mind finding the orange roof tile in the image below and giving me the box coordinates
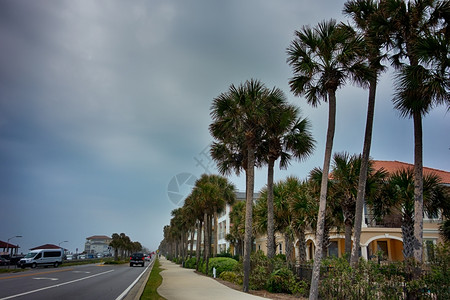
[373,160,450,184]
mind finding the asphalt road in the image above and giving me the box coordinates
[0,261,152,300]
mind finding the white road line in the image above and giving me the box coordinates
[0,269,114,300]
[115,262,152,300]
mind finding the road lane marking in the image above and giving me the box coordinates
[115,261,154,300]
[72,271,91,274]
[33,278,58,281]
[0,268,74,280]
[0,269,114,300]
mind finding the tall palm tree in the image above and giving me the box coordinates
[287,19,368,300]
[383,0,449,263]
[343,0,391,267]
[210,79,271,292]
[261,89,315,259]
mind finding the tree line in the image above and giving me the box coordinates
[109,233,142,260]
[162,1,449,298]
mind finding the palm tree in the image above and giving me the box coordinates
[287,19,368,300]
[210,79,271,292]
[287,179,318,263]
[184,190,206,269]
[383,0,449,263]
[110,233,122,261]
[226,201,246,257]
[189,174,236,273]
[330,153,388,257]
[211,175,236,256]
[372,168,449,259]
[261,89,315,259]
[343,0,391,267]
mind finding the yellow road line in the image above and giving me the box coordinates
[0,268,74,280]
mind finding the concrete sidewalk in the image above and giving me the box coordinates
[157,257,266,300]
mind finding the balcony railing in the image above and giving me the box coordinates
[365,214,403,228]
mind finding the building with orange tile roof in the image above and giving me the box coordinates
[254,160,449,263]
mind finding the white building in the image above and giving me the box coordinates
[84,235,112,255]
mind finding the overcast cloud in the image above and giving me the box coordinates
[1,0,448,253]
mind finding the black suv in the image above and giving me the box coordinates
[129,252,145,267]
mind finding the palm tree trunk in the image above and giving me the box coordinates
[413,111,424,263]
[196,219,202,271]
[206,213,211,274]
[344,219,353,257]
[190,226,195,258]
[402,215,415,259]
[284,232,293,267]
[351,78,376,267]
[267,158,276,259]
[203,212,208,262]
[243,144,256,293]
[309,91,336,300]
[296,229,307,263]
[214,208,218,257]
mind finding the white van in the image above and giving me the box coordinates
[19,249,63,268]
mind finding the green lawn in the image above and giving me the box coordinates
[140,259,166,300]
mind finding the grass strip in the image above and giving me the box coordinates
[140,259,166,300]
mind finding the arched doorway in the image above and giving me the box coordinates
[365,236,404,262]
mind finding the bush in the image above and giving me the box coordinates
[219,271,241,285]
[266,267,305,294]
[216,252,240,261]
[207,257,238,277]
[184,257,197,269]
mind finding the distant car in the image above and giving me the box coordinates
[78,254,86,260]
[66,255,73,260]
[129,253,145,267]
[145,255,150,261]
[97,253,103,258]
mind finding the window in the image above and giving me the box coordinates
[43,251,62,258]
[328,241,338,258]
[424,240,436,262]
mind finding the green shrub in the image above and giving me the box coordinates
[248,251,271,290]
[216,252,240,261]
[207,257,239,277]
[219,271,241,285]
[266,267,300,294]
[184,257,197,269]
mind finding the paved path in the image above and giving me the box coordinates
[158,257,266,300]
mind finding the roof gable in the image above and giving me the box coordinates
[30,244,61,250]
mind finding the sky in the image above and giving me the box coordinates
[0,0,448,254]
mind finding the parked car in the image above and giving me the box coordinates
[65,255,73,260]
